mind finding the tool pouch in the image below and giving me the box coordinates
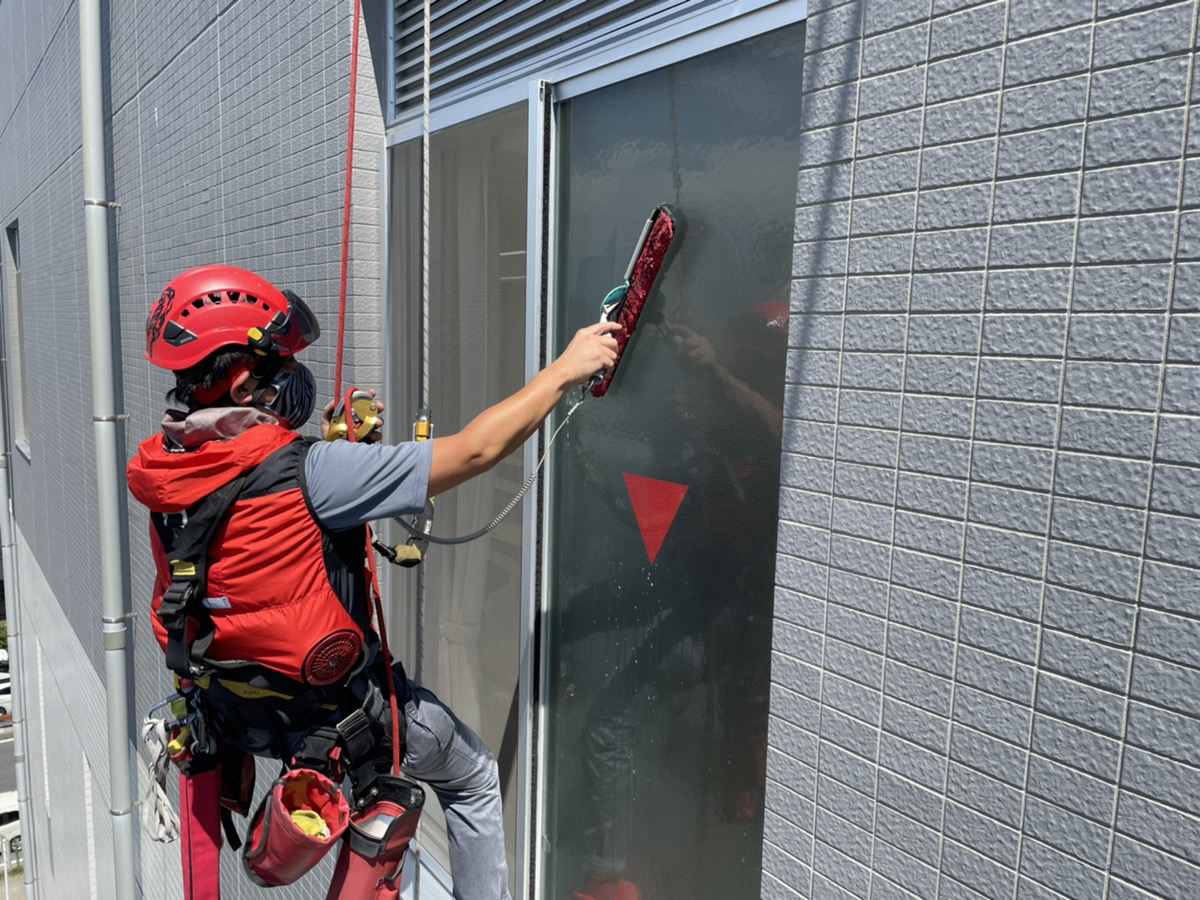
[324,775,426,900]
[242,768,350,887]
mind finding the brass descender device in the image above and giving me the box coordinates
[326,390,382,442]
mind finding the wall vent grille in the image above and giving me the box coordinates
[391,0,724,119]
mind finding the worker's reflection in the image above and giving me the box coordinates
[560,299,788,900]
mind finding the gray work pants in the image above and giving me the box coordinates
[401,681,513,900]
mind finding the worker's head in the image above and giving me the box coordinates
[145,264,320,428]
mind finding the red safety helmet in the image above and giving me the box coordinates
[145,264,320,371]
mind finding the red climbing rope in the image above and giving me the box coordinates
[335,0,404,777]
[368,546,404,775]
[333,0,362,401]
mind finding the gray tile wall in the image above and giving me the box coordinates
[768,2,1200,899]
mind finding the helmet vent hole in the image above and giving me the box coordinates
[208,292,222,304]
[180,309,189,317]
[191,298,205,310]
[228,291,241,303]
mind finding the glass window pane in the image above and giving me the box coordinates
[2,224,29,449]
[544,24,804,900]
[388,104,527,884]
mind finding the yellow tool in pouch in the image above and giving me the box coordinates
[326,389,381,442]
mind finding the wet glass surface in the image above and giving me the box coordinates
[544,23,805,900]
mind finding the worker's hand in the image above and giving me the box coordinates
[320,398,337,440]
[360,392,386,444]
[362,393,386,448]
[667,324,719,371]
[551,321,622,386]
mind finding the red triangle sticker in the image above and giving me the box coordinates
[624,473,688,564]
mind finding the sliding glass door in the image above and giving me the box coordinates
[543,23,805,900]
[387,17,805,900]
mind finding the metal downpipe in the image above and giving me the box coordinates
[0,368,36,898]
[80,0,137,897]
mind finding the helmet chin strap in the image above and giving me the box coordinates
[248,352,284,408]
[248,356,317,430]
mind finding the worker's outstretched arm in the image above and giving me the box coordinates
[428,321,621,496]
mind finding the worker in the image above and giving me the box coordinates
[128,264,620,899]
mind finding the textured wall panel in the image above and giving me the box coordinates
[770,1,1200,899]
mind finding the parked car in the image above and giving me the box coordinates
[0,792,15,827]
[0,825,20,871]
[0,791,18,871]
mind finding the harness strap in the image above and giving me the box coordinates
[221,808,242,851]
[291,671,406,809]
[339,708,382,803]
[155,472,251,677]
[179,768,223,900]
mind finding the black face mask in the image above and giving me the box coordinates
[261,362,316,429]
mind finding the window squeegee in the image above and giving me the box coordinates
[590,204,677,397]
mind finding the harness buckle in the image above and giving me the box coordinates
[293,726,341,775]
[157,579,200,627]
[336,708,376,762]
[336,707,386,808]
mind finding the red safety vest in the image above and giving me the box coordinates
[127,423,369,686]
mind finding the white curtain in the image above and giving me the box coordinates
[424,112,526,752]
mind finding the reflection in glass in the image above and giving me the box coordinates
[389,105,527,884]
[545,24,804,900]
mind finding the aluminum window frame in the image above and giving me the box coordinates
[380,4,807,895]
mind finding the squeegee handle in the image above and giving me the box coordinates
[587,283,630,390]
[625,214,656,282]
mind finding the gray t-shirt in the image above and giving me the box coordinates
[303,438,433,531]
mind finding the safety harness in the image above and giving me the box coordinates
[143,442,423,899]
[153,473,249,680]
